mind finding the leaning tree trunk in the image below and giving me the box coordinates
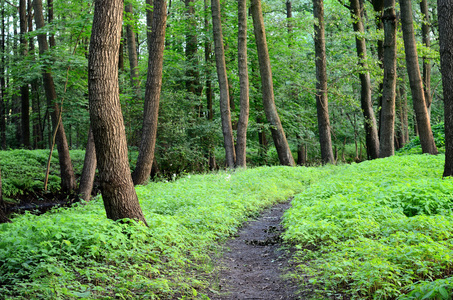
[349,0,380,159]
[78,128,96,201]
[420,0,432,114]
[312,0,334,164]
[89,0,147,225]
[251,0,295,166]
[379,0,397,158]
[400,0,437,154]
[212,0,236,168]
[132,0,167,185]
[438,0,453,176]
[33,0,77,193]
[235,0,250,168]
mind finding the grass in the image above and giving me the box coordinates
[283,154,453,299]
[0,165,333,299]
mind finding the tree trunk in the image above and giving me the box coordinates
[438,0,453,176]
[20,0,30,149]
[125,2,140,96]
[47,0,55,48]
[79,128,97,201]
[89,0,147,225]
[379,0,397,158]
[312,0,334,164]
[251,0,295,166]
[349,0,380,159]
[235,0,250,168]
[185,0,201,98]
[400,0,437,154]
[0,4,6,150]
[420,0,432,114]
[132,0,167,185]
[33,0,77,193]
[211,0,236,168]
[0,167,10,224]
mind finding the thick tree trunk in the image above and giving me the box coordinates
[396,79,409,148]
[20,0,30,148]
[33,0,77,193]
[211,0,236,168]
[400,0,437,154]
[132,0,167,185]
[420,0,432,114]
[125,2,140,96]
[79,128,97,201]
[89,0,147,225]
[312,0,334,164]
[379,0,397,158]
[438,0,453,176]
[251,0,295,166]
[349,0,380,159]
[235,0,250,168]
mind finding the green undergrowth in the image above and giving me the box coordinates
[0,149,86,198]
[397,123,445,155]
[0,166,332,299]
[283,154,453,299]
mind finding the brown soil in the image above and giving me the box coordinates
[207,200,304,300]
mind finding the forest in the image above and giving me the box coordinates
[1,0,453,298]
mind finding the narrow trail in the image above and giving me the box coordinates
[207,200,301,300]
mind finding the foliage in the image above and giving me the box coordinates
[283,154,453,299]
[0,150,86,198]
[397,123,446,155]
[0,166,332,299]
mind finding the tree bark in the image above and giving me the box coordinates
[132,0,167,185]
[79,128,97,201]
[400,0,437,154]
[33,0,77,193]
[125,2,140,96]
[312,0,334,164]
[379,0,397,157]
[0,167,10,224]
[349,0,380,159]
[89,0,147,225]
[47,0,55,48]
[0,4,6,150]
[251,0,295,166]
[235,0,250,168]
[438,0,453,176]
[20,0,30,149]
[420,0,432,114]
[211,0,236,168]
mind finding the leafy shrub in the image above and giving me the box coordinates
[397,123,445,155]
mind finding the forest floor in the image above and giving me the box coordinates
[206,199,312,300]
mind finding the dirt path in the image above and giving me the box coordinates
[207,200,301,300]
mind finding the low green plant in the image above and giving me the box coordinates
[0,166,332,299]
[283,154,453,299]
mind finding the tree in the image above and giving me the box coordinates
[211,0,236,168]
[88,0,147,224]
[347,0,380,159]
[19,0,30,148]
[132,0,167,185]
[78,128,96,201]
[438,0,453,176]
[420,0,432,114]
[399,0,437,155]
[124,2,140,98]
[312,0,334,164]
[379,0,397,157]
[251,0,295,166]
[33,0,77,193]
[235,0,250,168]
[0,166,10,223]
